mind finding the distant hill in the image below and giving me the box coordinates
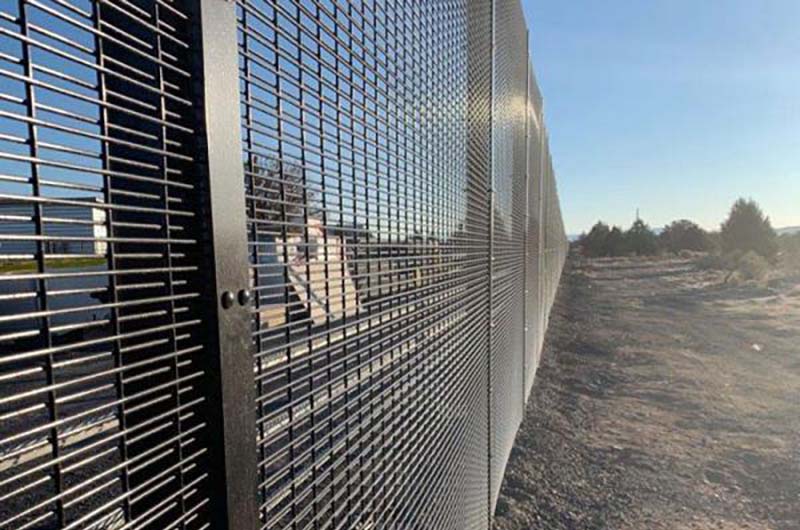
[777,226,800,236]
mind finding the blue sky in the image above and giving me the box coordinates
[522,0,800,234]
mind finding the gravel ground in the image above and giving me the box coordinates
[493,255,800,530]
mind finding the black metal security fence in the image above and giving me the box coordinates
[0,0,567,528]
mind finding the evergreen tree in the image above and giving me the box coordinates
[625,219,659,256]
[606,226,626,256]
[580,222,610,257]
[720,199,778,260]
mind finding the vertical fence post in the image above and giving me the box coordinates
[189,1,258,528]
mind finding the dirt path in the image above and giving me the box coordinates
[493,256,800,530]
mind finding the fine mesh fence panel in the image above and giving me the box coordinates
[489,0,528,508]
[464,0,494,526]
[542,149,555,317]
[0,0,570,528]
[541,146,567,322]
[0,1,212,529]
[524,62,543,402]
[238,1,492,528]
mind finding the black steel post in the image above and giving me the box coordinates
[189,1,258,529]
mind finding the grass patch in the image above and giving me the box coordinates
[0,257,106,274]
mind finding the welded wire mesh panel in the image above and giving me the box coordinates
[541,147,564,321]
[462,0,493,526]
[0,0,571,528]
[0,1,212,528]
[524,63,543,402]
[542,150,553,317]
[551,159,563,307]
[238,0,492,528]
[489,0,528,508]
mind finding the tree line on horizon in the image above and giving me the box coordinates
[577,198,797,266]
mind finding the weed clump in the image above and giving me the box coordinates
[735,251,770,281]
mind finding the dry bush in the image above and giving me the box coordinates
[736,251,770,281]
[695,250,772,285]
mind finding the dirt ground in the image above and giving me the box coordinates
[493,255,800,530]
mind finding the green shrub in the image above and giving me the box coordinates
[579,221,629,258]
[660,220,713,253]
[696,253,727,271]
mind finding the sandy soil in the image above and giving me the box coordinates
[493,255,800,530]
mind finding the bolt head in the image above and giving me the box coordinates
[238,289,252,306]
[220,291,235,309]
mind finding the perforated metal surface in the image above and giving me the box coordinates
[0,1,212,528]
